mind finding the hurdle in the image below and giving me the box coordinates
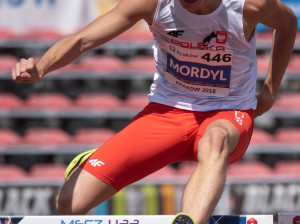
[0,215,273,224]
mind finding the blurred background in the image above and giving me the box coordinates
[0,0,300,217]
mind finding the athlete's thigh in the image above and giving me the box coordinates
[194,110,254,164]
[81,103,190,191]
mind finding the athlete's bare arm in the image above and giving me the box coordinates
[11,0,157,84]
[244,0,298,117]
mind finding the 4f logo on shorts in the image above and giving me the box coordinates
[89,159,105,167]
[235,111,244,126]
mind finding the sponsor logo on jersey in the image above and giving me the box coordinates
[170,38,226,51]
[167,30,184,37]
[203,32,217,46]
[216,31,228,44]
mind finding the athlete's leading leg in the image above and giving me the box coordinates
[56,167,117,215]
[180,119,240,224]
[56,103,194,215]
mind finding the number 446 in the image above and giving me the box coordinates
[201,53,232,63]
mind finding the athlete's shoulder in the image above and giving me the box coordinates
[244,0,278,21]
[244,0,276,10]
[244,0,296,25]
[116,0,158,24]
[117,0,158,10]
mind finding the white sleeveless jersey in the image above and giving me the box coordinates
[148,0,258,111]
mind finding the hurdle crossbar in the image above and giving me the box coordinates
[0,215,273,224]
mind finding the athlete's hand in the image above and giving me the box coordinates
[254,86,276,118]
[11,58,42,84]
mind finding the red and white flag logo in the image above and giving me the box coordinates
[293,216,300,224]
[247,218,257,224]
[216,31,227,44]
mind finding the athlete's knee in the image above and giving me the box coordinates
[56,168,117,215]
[56,190,72,215]
[198,126,231,161]
[209,126,230,149]
[56,190,74,215]
[56,174,90,215]
[56,190,89,215]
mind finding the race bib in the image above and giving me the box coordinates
[165,43,233,97]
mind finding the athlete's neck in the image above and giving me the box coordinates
[179,0,222,15]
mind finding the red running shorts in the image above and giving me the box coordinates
[81,102,254,191]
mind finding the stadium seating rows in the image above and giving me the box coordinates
[0,29,154,43]
[0,127,116,145]
[1,92,300,111]
[2,54,300,75]
[0,127,299,156]
[1,159,300,182]
[1,29,300,43]
[0,55,157,74]
[0,92,149,110]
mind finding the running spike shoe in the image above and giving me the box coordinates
[172,213,195,224]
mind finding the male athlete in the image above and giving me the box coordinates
[12,0,297,223]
